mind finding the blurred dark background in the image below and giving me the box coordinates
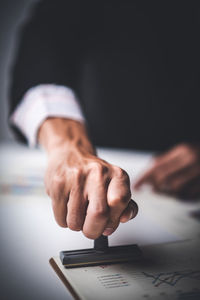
[0,0,38,142]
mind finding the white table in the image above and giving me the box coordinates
[0,142,199,300]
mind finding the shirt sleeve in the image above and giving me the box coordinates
[10,84,85,147]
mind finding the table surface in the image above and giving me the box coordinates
[0,142,199,300]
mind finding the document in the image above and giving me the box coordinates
[50,239,200,300]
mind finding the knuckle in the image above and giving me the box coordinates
[52,174,65,189]
[71,168,87,188]
[69,168,84,184]
[88,206,109,219]
[72,167,83,179]
[109,196,127,207]
[108,187,131,207]
[113,167,129,181]
[90,162,108,175]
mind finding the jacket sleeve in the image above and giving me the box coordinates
[9,0,83,143]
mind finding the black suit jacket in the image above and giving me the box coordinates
[9,0,200,150]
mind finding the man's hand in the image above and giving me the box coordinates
[134,144,200,199]
[45,147,137,238]
[39,118,138,239]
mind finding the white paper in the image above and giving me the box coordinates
[53,239,200,300]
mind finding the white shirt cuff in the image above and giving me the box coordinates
[10,84,85,147]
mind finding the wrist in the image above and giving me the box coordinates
[38,117,95,156]
[48,140,95,158]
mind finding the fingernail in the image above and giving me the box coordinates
[103,228,114,236]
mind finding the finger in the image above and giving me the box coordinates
[167,165,200,195]
[120,199,138,223]
[49,178,69,227]
[67,173,87,231]
[104,168,131,235]
[134,149,197,190]
[134,145,189,189]
[134,168,156,189]
[82,164,109,239]
[134,156,176,189]
[175,176,200,200]
[152,145,183,165]
[135,146,183,188]
[134,161,173,190]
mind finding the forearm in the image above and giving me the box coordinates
[38,117,95,156]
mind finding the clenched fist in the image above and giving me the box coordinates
[39,118,138,239]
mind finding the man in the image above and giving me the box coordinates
[9,0,200,239]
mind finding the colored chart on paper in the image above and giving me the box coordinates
[0,173,45,196]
